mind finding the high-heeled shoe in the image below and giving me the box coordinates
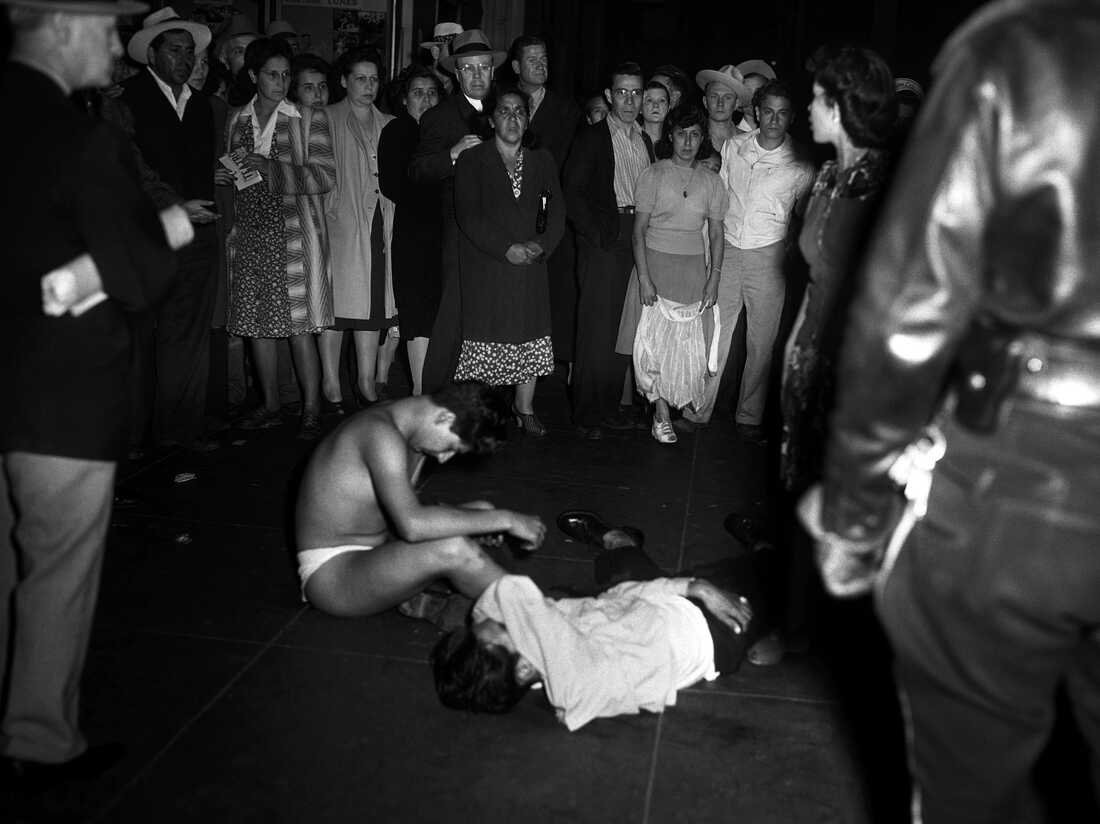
[513,407,546,437]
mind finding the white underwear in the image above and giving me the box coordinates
[297,544,374,600]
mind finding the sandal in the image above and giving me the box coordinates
[513,407,547,437]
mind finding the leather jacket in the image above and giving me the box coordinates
[821,0,1100,538]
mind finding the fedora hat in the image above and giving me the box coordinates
[0,0,147,15]
[438,29,506,73]
[267,19,297,38]
[221,12,258,39]
[735,58,776,80]
[127,6,212,64]
[419,21,463,51]
[695,64,750,104]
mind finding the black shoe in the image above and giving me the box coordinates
[0,743,126,793]
[736,422,769,444]
[321,398,346,417]
[723,513,775,552]
[556,510,645,550]
[601,407,637,430]
[577,425,603,440]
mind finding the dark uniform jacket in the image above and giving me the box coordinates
[562,120,619,250]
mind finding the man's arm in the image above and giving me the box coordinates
[362,415,545,547]
[562,126,602,244]
[409,104,470,183]
[821,43,994,541]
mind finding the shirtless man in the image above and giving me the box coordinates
[294,382,547,616]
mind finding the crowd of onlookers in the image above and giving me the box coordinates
[87,10,925,456]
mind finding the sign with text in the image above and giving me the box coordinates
[283,0,382,10]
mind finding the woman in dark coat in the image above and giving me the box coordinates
[378,66,443,395]
[452,88,565,436]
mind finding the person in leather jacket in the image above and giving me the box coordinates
[809,1,1100,821]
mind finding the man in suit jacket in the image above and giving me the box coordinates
[509,34,582,365]
[564,61,651,438]
[410,29,504,394]
[119,7,219,452]
[0,0,184,785]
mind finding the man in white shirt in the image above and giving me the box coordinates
[431,540,759,731]
[684,79,813,438]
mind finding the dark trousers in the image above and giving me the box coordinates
[571,215,635,426]
[878,401,1100,823]
[0,453,114,763]
[422,218,461,394]
[593,544,774,674]
[548,227,578,363]
[133,242,218,446]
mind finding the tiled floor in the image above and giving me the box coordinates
[1,369,931,823]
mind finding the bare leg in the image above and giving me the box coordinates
[303,536,505,617]
[376,329,399,389]
[352,330,381,402]
[654,398,670,423]
[289,333,321,415]
[249,337,280,412]
[407,336,429,396]
[318,330,343,404]
[514,379,536,414]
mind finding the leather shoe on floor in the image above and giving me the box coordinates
[557,510,644,550]
[577,425,603,440]
[723,513,775,552]
[0,742,126,792]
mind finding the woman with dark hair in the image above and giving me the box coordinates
[452,88,565,436]
[638,79,670,161]
[222,38,336,439]
[755,45,896,662]
[378,65,443,395]
[289,54,331,109]
[321,47,397,410]
[614,104,727,444]
[782,45,896,492]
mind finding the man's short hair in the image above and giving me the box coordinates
[509,34,547,64]
[752,78,794,112]
[429,381,510,455]
[431,626,531,713]
[609,61,644,86]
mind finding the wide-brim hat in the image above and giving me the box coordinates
[894,77,925,100]
[438,29,506,73]
[735,58,776,81]
[419,21,463,51]
[0,0,147,15]
[220,13,258,39]
[267,19,297,38]
[695,64,750,104]
[128,6,212,64]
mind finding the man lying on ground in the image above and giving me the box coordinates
[430,531,760,731]
[294,381,547,615]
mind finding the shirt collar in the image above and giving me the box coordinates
[243,96,301,120]
[147,66,191,111]
[464,93,484,112]
[750,129,788,155]
[606,113,639,139]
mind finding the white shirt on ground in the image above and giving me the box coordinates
[473,575,718,732]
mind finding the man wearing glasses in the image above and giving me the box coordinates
[411,29,506,393]
[565,62,651,439]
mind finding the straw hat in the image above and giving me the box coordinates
[694,64,750,104]
[419,21,463,51]
[735,58,776,80]
[127,7,212,64]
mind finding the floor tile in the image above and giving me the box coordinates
[103,648,657,824]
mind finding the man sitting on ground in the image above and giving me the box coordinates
[430,531,759,731]
[295,381,547,616]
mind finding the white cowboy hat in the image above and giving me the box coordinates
[419,21,463,51]
[694,64,750,104]
[438,29,506,73]
[735,58,777,80]
[127,7,212,64]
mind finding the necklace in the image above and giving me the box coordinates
[673,163,696,198]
